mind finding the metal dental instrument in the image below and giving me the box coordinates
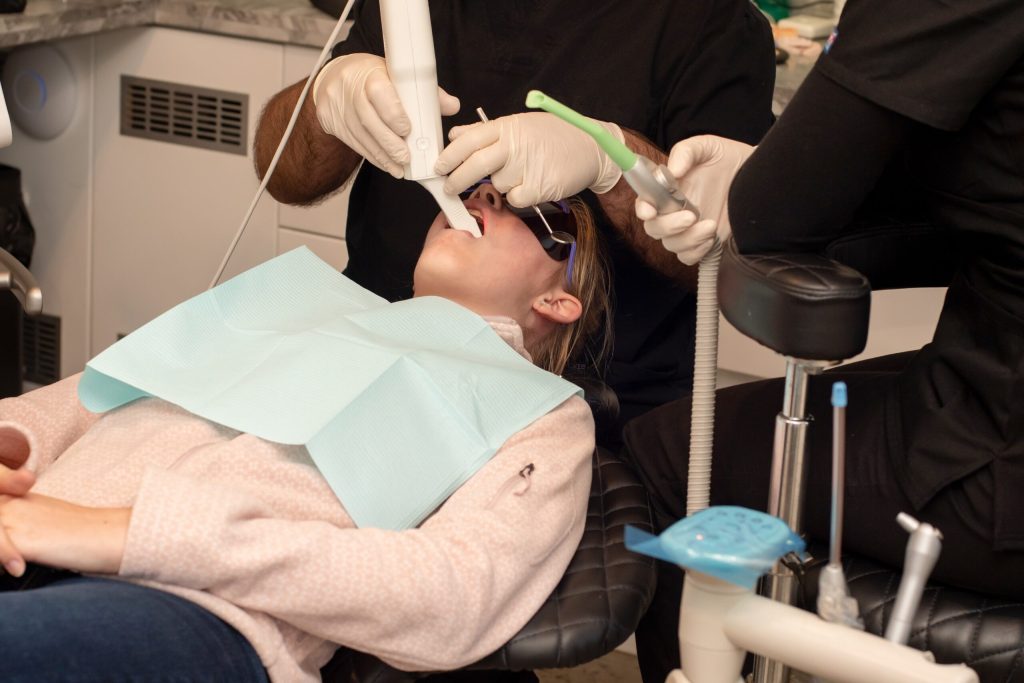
[474,107,576,250]
[885,513,943,645]
[381,0,479,237]
[816,381,863,629]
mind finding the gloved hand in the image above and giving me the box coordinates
[637,135,754,265]
[434,112,625,207]
[312,53,461,179]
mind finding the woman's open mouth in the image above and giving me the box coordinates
[446,208,485,234]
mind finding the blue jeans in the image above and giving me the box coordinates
[0,570,268,682]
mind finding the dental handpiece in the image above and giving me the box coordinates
[885,513,943,645]
[525,90,721,516]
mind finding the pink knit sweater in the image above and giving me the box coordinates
[0,319,595,682]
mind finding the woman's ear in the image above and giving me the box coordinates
[532,289,582,325]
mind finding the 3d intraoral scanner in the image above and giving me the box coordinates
[380,0,479,237]
[211,0,476,287]
[0,82,12,149]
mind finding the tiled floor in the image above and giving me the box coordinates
[537,651,643,683]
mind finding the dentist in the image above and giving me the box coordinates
[254,0,776,440]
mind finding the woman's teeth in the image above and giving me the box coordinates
[445,209,484,233]
[468,209,485,233]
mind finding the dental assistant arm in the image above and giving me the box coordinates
[597,129,700,289]
[729,68,912,255]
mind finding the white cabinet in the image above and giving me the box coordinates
[1,29,353,377]
[90,27,282,352]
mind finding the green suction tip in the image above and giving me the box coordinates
[525,90,637,171]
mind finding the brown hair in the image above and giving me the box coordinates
[530,198,612,376]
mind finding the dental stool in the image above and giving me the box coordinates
[320,377,658,682]
[718,238,1024,682]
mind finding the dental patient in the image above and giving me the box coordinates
[0,183,609,682]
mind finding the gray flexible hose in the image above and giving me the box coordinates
[686,242,722,516]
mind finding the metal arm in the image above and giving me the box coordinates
[0,248,42,315]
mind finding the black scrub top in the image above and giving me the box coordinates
[329,0,776,417]
[754,0,1024,548]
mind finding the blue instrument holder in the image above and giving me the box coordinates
[625,506,805,589]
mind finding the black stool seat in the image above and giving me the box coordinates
[718,239,871,360]
[329,448,657,682]
[800,549,1024,682]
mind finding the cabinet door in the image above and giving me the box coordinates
[91,27,281,353]
[276,44,352,268]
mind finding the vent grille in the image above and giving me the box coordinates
[120,75,248,155]
[22,312,60,386]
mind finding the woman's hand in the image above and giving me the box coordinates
[0,493,130,577]
[0,424,35,496]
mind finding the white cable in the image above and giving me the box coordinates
[686,242,722,516]
[209,0,358,290]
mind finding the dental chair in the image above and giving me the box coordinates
[320,376,659,682]
[716,236,1024,682]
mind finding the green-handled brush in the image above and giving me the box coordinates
[525,90,699,217]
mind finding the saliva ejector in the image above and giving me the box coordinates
[525,89,721,514]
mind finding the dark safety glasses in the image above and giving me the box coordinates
[459,181,578,259]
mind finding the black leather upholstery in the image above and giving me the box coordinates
[799,549,1024,682]
[718,238,871,360]
[565,374,620,445]
[326,448,657,682]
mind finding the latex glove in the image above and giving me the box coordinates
[435,112,624,207]
[636,135,754,265]
[313,53,461,179]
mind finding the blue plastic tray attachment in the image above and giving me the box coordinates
[625,506,805,589]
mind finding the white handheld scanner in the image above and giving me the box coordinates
[380,0,479,236]
[0,82,12,149]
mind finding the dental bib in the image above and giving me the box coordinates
[79,247,581,530]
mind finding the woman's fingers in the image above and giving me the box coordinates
[0,465,34,497]
[0,496,25,577]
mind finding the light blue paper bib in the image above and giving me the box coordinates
[79,248,581,530]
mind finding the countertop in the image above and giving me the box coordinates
[0,0,341,49]
[1,0,814,106]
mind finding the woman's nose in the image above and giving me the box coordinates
[469,183,503,210]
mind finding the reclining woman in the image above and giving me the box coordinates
[0,182,610,682]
